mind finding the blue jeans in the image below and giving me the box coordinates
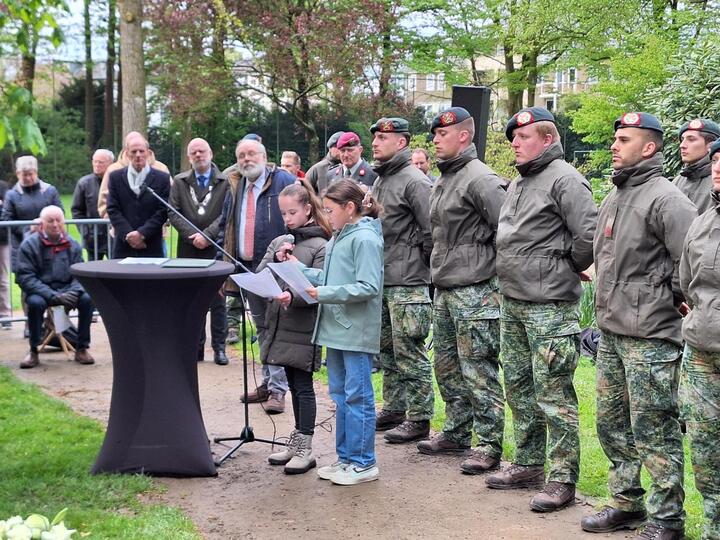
[326,348,376,468]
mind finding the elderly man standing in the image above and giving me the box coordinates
[487,107,597,513]
[368,117,434,444]
[327,132,377,188]
[218,137,296,413]
[72,149,114,260]
[106,134,170,258]
[307,131,344,194]
[16,206,94,369]
[170,138,229,365]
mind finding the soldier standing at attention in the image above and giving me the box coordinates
[369,117,434,444]
[672,118,719,214]
[487,107,597,513]
[581,112,696,539]
[415,107,508,476]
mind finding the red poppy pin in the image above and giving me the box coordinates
[359,169,366,176]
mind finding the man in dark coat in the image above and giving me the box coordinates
[72,149,114,260]
[307,131,344,194]
[170,137,229,365]
[106,134,170,258]
[326,132,378,189]
[16,205,94,369]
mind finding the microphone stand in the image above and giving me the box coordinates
[144,184,285,466]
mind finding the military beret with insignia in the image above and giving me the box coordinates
[504,107,556,141]
[430,107,471,134]
[709,139,720,160]
[613,112,663,134]
[678,118,720,139]
[336,132,362,149]
[370,117,410,134]
[327,131,346,149]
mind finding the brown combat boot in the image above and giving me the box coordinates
[241,383,269,403]
[20,350,39,369]
[530,481,576,512]
[265,392,285,414]
[74,348,95,365]
[417,433,470,455]
[375,409,405,431]
[384,420,430,444]
[485,463,545,489]
[460,449,500,474]
[638,523,685,540]
[581,506,647,533]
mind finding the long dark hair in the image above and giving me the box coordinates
[279,181,333,238]
[324,179,382,219]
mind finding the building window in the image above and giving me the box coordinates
[545,99,555,111]
[408,74,417,92]
[426,74,436,91]
[569,68,576,84]
[437,72,445,91]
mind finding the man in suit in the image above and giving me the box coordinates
[327,132,378,188]
[106,133,171,258]
[170,138,229,365]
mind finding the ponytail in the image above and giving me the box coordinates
[279,181,333,238]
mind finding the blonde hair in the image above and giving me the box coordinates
[534,121,560,143]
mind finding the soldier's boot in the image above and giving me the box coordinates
[638,523,684,540]
[384,420,430,444]
[581,506,647,533]
[530,481,576,512]
[268,430,299,466]
[485,463,545,490]
[460,450,500,475]
[417,433,470,455]
[375,409,405,431]
[284,433,316,475]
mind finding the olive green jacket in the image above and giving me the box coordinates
[672,154,713,214]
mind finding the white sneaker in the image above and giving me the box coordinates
[317,461,347,480]
[330,464,380,485]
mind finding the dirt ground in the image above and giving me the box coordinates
[0,319,635,540]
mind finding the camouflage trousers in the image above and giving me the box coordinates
[380,285,434,421]
[501,297,580,484]
[596,330,685,530]
[680,344,720,540]
[433,279,504,456]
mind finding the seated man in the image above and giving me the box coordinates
[16,205,94,369]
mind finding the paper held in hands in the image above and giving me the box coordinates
[268,262,318,304]
[230,268,283,299]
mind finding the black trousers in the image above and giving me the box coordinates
[284,366,317,435]
[199,291,227,352]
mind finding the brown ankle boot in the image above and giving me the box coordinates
[417,433,469,455]
[20,350,39,369]
[384,420,430,443]
[530,481,576,512]
[375,409,405,431]
[74,348,95,365]
[265,392,285,414]
[485,463,545,489]
[241,383,269,403]
[460,450,500,474]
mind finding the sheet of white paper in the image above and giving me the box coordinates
[267,262,318,304]
[52,306,72,334]
[118,257,169,265]
[230,268,283,299]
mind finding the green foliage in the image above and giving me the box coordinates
[0,85,47,156]
[0,367,200,538]
[579,281,596,329]
[484,130,516,181]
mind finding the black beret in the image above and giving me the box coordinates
[709,139,720,160]
[505,107,556,141]
[327,131,345,149]
[678,118,720,139]
[614,112,663,134]
[430,107,471,134]
[370,117,410,134]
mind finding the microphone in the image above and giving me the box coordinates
[142,184,251,273]
[284,234,295,246]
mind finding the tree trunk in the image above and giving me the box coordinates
[179,115,192,171]
[118,0,147,136]
[102,0,117,148]
[115,58,123,140]
[18,53,36,96]
[84,0,94,149]
[523,52,539,108]
[376,3,394,116]
[503,43,523,114]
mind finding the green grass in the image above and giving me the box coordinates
[0,367,200,539]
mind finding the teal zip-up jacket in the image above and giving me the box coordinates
[299,217,384,354]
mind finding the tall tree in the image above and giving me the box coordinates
[118,0,147,135]
[101,0,118,148]
[84,0,95,148]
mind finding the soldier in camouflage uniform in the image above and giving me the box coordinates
[581,113,697,540]
[678,139,720,540]
[369,117,434,443]
[672,119,719,214]
[488,107,597,514]
[415,107,508,476]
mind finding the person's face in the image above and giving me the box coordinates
[236,141,266,180]
[92,152,113,176]
[40,211,66,239]
[371,132,405,162]
[279,194,311,230]
[329,146,341,160]
[712,152,720,192]
[127,138,148,171]
[679,131,710,165]
[280,157,300,176]
[16,169,38,186]
[323,197,357,230]
[610,128,649,170]
[433,126,464,160]
[412,152,430,174]
[510,125,551,165]
[339,145,362,168]
[188,140,213,172]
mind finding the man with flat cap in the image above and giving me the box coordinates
[673,118,719,214]
[486,107,597,513]
[415,107,508,476]
[369,117,434,444]
[307,131,344,194]
[580,112,696,539]
[328,132,377,188]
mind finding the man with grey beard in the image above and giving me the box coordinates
[218,137,296,414]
